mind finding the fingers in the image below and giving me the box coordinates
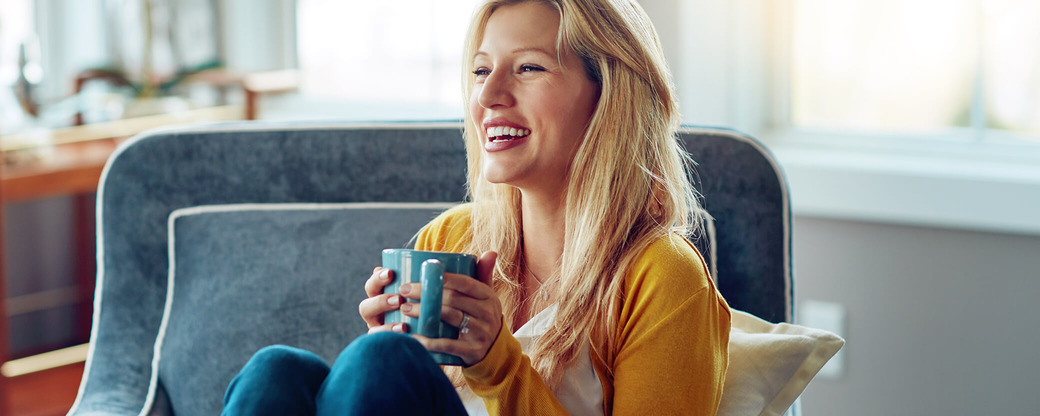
[364,267,393,298]
[392,301,466,326]
[411,325,498,367]
[396,282,423,301]
[442,272,493,301]
[476,251,498,286]
[367,322,408,335]
[407,303,500,366]
[443,305,468,329]
[358,292,403,328]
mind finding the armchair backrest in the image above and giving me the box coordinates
[69,122,791,415]
[679,126,792,324]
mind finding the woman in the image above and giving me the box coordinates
[224,0,729,414]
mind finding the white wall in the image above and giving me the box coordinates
[794,216,1040,415]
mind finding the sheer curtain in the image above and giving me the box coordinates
[294,0,481,119]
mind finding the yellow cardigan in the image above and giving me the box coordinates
[415,204,730,415]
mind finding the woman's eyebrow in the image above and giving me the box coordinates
[473,46,555,60]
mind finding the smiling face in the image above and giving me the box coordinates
[469,1,600,197]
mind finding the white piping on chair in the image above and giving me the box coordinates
[679,126,794,322]
[133,120,466,136]
[167,201,460,218]
[142,202,459,416]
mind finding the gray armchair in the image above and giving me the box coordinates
[68,122,791,415]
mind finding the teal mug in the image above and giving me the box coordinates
[381,248,477,366]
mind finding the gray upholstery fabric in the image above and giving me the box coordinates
[160,204,451,415]
[679,127,792,324]
[69,121,791,415]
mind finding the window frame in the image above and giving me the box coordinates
[723,0,1040,236]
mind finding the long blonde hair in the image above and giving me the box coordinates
[459,0,701,388]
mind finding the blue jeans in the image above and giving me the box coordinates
[222,332,468,416]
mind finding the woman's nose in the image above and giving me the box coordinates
[477,70,515,109]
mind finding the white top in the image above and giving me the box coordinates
[457,304,604,415]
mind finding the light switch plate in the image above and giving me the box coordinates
[798,299,847,379]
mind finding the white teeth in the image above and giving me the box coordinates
[485,126,531,140]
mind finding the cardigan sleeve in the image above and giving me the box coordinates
[414,204,569,415]
[597,234,731,415]
[414,204,474,253]
[461,320,569,415]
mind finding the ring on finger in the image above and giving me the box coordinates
[459,311,471,334]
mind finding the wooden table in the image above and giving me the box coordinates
[0,105,244,413]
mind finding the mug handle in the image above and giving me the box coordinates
[418,259,445,337]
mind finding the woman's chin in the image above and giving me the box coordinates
[482,169,513,186]
[483,167,534,190]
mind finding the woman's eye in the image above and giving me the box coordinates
[519,64,544,73]
[473,68,491,77]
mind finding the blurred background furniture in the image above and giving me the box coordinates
[0,71,295,415]
[67,122,791,415]
[71,68,299,126]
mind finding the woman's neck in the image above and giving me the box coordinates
[520,190,566,283]
[515,189,566,327]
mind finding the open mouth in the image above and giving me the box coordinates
[486,126,531,142]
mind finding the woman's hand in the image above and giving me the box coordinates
[407,251,501,366]
[358,267,406,332]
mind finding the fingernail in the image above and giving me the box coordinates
[401,303,412,313]
[387,295,400,306]
[399,284,411,295]
[393,323,406,333]
[380,269,390,281]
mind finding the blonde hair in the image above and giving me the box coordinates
[458,0,701,388]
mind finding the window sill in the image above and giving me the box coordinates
[761,129,1040,237]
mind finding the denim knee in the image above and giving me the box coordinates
[337,332,429,365]
[238,345,331,382]
[222,345,331,416]
[316,333,466,416]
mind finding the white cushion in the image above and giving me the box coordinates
[718,310,845,416]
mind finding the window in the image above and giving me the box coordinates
[788,0,1040,140]
[748,0,1040,235]
[0,0,39,134]
[295,0,482,116]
